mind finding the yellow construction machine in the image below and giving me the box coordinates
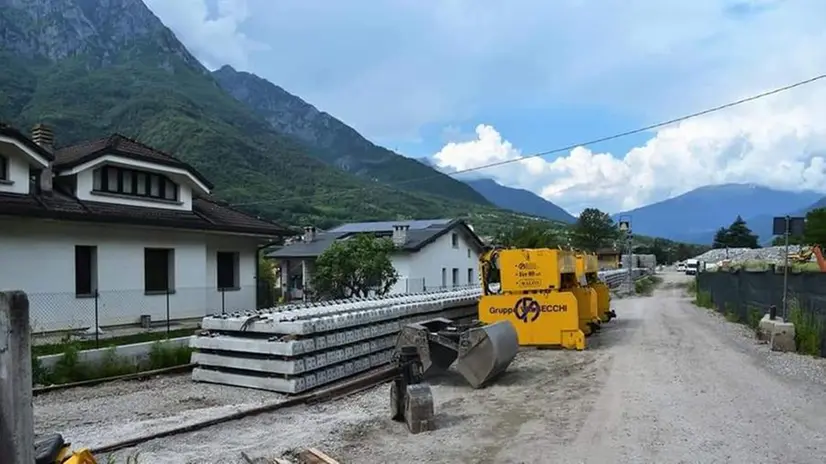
[575,251,616,323]
[573,252,602,331]
[35,434,97,463]
[478,247,590,350]
[788,244,826,271]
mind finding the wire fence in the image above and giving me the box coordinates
[28,282,279,347]
[696,270,826,356]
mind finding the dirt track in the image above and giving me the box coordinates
[42,272,826,463]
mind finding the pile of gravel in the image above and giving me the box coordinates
[693,246,810,265]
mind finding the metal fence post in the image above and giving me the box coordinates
[221,288,226,315]
[94,290,100,348]
[0,291,35,464]
[782,215,790,320]
[165,288,171,336]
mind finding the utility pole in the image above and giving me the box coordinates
[618,216,632,294]
[772,215,805,320]
[782,215,790,320]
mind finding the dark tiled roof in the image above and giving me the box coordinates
[0,188,294,237]
[268,218,484,258]
[0,127,291,236]
[596,248,621,255]
[53,134,214,189]
[0,123,54,161]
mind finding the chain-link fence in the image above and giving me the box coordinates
[697,270,826,356]
[28,282,277,347]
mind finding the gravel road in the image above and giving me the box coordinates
[38,272,826,463]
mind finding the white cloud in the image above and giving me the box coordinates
[143,0,266,70]
[145,0,826,212]
[144,0,826,142]
[433,82,826,215]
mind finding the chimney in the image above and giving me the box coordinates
[392,224,409,246]
[302,226,316,243]
[31,123,54,194]
[32,123,54,152]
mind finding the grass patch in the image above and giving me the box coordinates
[32,340,193,386]
[788,298,823,356]
[745,305,763,330]
[694,290,713,309]
[713,260,822,273]
[723,302,740,323]
[634,275,662,296]
[32,327,197,357]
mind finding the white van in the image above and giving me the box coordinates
[676,262,686,272]
[684,259,699,275]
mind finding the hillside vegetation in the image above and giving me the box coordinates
[0,0,540,234]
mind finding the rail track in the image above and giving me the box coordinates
[32,363,197,396]
[90,365,398,455]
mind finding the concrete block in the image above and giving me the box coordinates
[758,314,783,342]
[191,287,480,394]
[771,321,796,353]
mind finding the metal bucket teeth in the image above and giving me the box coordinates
[455,320,519,388]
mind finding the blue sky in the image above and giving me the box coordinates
[146,0,826,214]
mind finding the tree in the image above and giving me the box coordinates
[712,227,730,249]
[803,208,826,248]
[311,234,399,299]
[712,216,759,249]
[495,221,562,248]
[770,234,805,246]
[725,215,759,248]
[674,243,694,261]
[571,208,619,252]
[258,256,280,307]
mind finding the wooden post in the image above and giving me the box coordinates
[0,291,34,464]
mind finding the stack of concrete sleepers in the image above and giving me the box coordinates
[190,287,481,394]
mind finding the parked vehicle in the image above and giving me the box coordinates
[684,259,699,275]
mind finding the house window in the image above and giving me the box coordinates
[467,248,471,259]
[451,233,459,248]
[93,166,179,201]
[467,268,474,285]
[74,246,97,297]
[144,248,174,293]
[0,155,7,181]
[452,268,459,287]
[216,251,240,290]
[441,268,447,288]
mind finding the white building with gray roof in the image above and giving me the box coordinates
[267,218,486,300]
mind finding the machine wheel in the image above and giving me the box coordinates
[390,382,405,421]
[588,322,600,334]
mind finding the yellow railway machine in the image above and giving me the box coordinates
[574,252,602,332]
[478,247,591,350]
[584,252,616,322]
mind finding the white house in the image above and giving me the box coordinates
[267,219,486,300]
[0,123,292,335]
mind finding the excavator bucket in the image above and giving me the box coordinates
[395,318,519,389]
[455,321,519,388]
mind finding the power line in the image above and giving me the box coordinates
[232,72,826,207]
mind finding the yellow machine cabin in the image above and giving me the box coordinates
[576,252,616,323]
[478,248,587,350]
[574,252,601,331]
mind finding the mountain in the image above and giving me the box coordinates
[464,178,576,223]
[614,183,822,244]
[0,0,535,234]
[211,65,488,205]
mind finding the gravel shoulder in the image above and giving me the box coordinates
[40,272,826,463]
